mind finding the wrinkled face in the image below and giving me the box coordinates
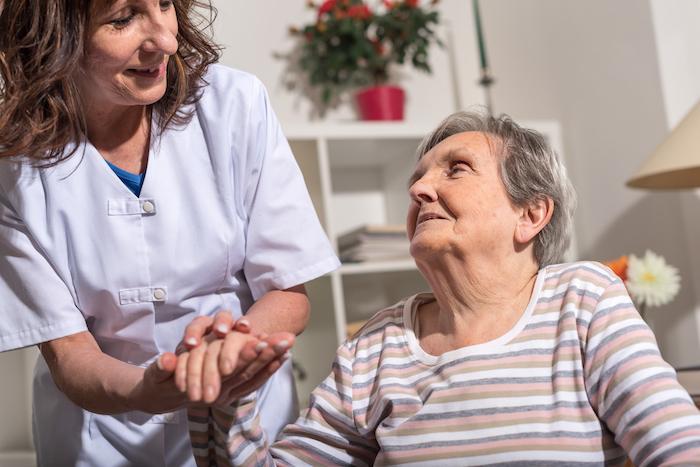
[77,0,179,112]
[406,131,520,262]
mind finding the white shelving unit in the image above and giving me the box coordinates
[284,122,432,402]
[284,120,573,403]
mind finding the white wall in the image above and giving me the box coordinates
[650,0,700,361]
[481,0,700,366]
[211,0,484,124]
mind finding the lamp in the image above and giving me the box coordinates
[627,100,700,189]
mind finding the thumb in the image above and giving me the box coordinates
[144,353,177,384]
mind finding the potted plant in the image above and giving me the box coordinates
[291,0,441,120]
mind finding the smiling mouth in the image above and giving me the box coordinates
[417,213,447,225]
[125,63,165,78]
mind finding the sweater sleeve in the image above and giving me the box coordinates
[189,343,379,466]
[583,277,700,465]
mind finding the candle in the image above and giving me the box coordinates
[472,0,488,71]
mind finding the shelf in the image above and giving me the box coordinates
[327,138,421,169]
[342,269,428,322]
[284,121,434,140]
[339,259,417,275]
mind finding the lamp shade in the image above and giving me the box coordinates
[627,101,700,189]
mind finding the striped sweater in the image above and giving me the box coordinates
[189,261,700,466]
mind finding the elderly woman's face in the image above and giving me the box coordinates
[406,131,520,261]
[77,0,178,112]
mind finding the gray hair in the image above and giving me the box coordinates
[416,110,577,267]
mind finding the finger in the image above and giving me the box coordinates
[145,353,177,384]
[202,339,223,404]
[187,341,209,401]
[222,338,267,380]
[236,341,282,384]
[159,352,178,373]
[219,332,254,376]
[231,333,293,382]
[223,355,289,403]
[182,315,214,349]
[239,338,264,368]
[264,332,296,356]
[212,311,234,338]
[175,352,190,393]
[233,318,251,334]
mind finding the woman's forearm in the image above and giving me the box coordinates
[40,332,143,414]
[243,284,310,336]
[40,331,184,415]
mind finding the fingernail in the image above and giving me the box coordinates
[216,324,229,334]
[185,337,197,346]
[221,360,232,375]
[156,357,163,371]
[254,342,268,352]
[281,351,290,361]
[237,319,251,330]
[204,385,215,401]
[190,386,201,401]
[274,340,289,352]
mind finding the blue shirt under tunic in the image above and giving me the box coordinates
[106,160,146,196]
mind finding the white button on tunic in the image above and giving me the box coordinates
[141,200,155,214]
[153,288,166,301]
[0,65,340,466]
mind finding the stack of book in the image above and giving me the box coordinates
[338,224,410,263]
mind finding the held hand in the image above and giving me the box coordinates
[215,332,294,406]
[130,352,188,414]
[175,332,294,405]
[179,311,251,351]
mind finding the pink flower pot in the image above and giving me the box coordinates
[355,85,405,121]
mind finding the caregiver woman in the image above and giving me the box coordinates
[0,0,339,465]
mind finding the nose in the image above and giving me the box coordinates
[141,13,178,56]
[408,174,438,204]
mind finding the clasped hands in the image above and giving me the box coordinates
[142,312,293,412]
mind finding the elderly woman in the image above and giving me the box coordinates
[186,111,700,466]
[0,0,338,465]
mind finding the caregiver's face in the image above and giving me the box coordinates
[406,131,520,260]
[78,0,179,113]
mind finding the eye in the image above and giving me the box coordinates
[447,160,472,176]
[160,0,173,11]
[109,9,135,28]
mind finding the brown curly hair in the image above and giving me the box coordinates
[0,0,221,165]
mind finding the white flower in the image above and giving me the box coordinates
[626,250,680,307]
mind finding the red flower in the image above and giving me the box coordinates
[348,4,372,19]
[372,39,385,55]
[405,0,418,7]
[317,0,336,18]
[383,0,394,8]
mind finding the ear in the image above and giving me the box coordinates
[514,197,554,245]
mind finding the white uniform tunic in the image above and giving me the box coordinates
[0,65,340,466]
